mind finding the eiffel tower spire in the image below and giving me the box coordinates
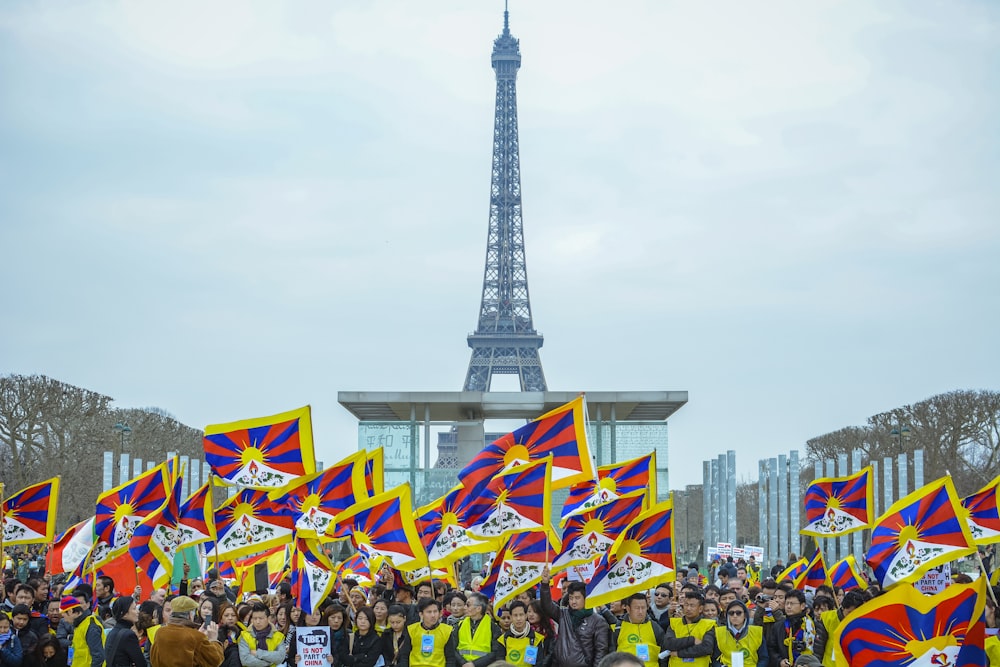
[463,7,547,392]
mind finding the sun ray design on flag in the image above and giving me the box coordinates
[177,482,216,549]
[416,484,495,567]
[586,498,676,608]
[2,477,60,546]
[553,491,645,571]
[336,552,374,588]
[801,466,874,537]
[328,485,426,572]
[832,579,987,667]
[130,475,184,590]
[269,451,367,538]
[797,548,829,591]
[203,406,316,488]
[959,475,1000,545]
[481,531,560,609]
[290,537,337,616]
[561,454,655,523]
[866,476,976,588]
[463,459,553,543]
[210,488,295,560]
[93,461,172,565]
[458,396,593,497]
[777,557,809,585]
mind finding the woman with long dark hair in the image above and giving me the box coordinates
[104,598,147,667]
[337,607,381,667]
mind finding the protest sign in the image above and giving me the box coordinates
[913,564,950,595]
[297,626,331,667]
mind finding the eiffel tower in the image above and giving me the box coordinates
[463,6,547,393]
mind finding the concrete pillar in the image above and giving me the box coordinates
[711,458,720,546]
[898,452,908,499]
[778,454,788,562]
[883,456,893,510]
[718,454,728,544]
[872,459,880,517]
[190,459,201,493]
[768,458,778,568]
[133,457,144,477]
[180,455,191,497]
[103,451,114,492]
[789,450,800,557]
[758,460,767,556]
[851,449,863,565]
[119,453,131,487]
[838,454,849,561]
[913,449,924,489]
[703,460,712,558]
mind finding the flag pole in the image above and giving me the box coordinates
[975,550,998,606]
[0,482,6,576]
[210,474,222,578]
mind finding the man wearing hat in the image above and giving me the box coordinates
[150,595,224,667]
[60,595,105,667]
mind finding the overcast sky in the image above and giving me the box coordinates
[2,1,998,491]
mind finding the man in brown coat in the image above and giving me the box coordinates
[150,595,224,667]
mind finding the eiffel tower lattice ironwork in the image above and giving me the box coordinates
[464,8,547,393]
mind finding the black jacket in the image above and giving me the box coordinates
[539,583,610,667]
[339,631,382,667]
[105,621,146,667]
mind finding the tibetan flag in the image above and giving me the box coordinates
[586,498,676,608]
[481,531,560,609]
[204,406,316,488]
[364,449,384,497]
[290,537,336,615]
[561,454,655,523]
[130,476,183,590]
[777,557,809,585]
[211,488,296,560]
[464,459,553,542]
[393,564,459,589]
[866,476,975,588]
[337,553,374,588]
[2,477,60,546]
[797,548,829,591]
[93,461,172,564]
[417,485,494,567]
[960,475,1000,545]
[458,396,594,495]
[329,485,426,572]
[235,545,288,596]
[177,482,215,549]
[833,579,987,667]
[801,466,874,537]
[269,451,367,538]
[553,491,646,571]
[46,517,94,574]
[829,555,868,592]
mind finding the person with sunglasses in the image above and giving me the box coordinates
[714,600,767,667]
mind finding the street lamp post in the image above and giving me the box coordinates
[890,423,911,450]
[113,421,131,468]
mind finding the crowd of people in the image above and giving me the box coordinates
[1,550,999,667]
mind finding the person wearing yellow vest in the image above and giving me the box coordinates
[60,595,104,667]
[399,598,460,667]
[611,594,667,667]
[810,589,864,667]
[238,604,286,667]
[455,593,501,667]
[498,601,546,667]
[714,600,767,667]
[661,592,716,667]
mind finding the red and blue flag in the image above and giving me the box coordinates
[481,531,560,608]
[829,555,867,592]
[777,557,808,584]
[2,477,60,546]
[960,474,1000,545]
[458,396,593,496]
[93,461,172,564]
[561,454,655,523]
[797,548,828,591]
[210,488,295,560]
[832,579,987,667]
[204,406,316,488]
[416,484,494,567]
[177,481,215,549]
[554,491,645,571]
[269,451,367,538]
[337,552,374,588]
[801,466,873,537]
[464,459,553,543]
[329,485,425,571]
[290,537,336,615]
[586,498,676,607]
[866,476,975,588]
[364,449,384,497]
[130,475,183,590]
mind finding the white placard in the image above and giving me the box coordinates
[296,626,331,667]
[914,564,951,595]
[731,651,744,667]
[717,542,733,557]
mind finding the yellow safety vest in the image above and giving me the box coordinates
[146,624,160,645]
[667,618,715,667]
[985,634,1000,666]
[407,623,454,667]
[616,621,660,667]
[71,614,105,667]
[457,617,494,662]
[818,610,840,667]
[238,629,286,653]
[498,631,539,667]
[715,626,763,667]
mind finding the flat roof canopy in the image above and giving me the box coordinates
[337,391,688,422]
